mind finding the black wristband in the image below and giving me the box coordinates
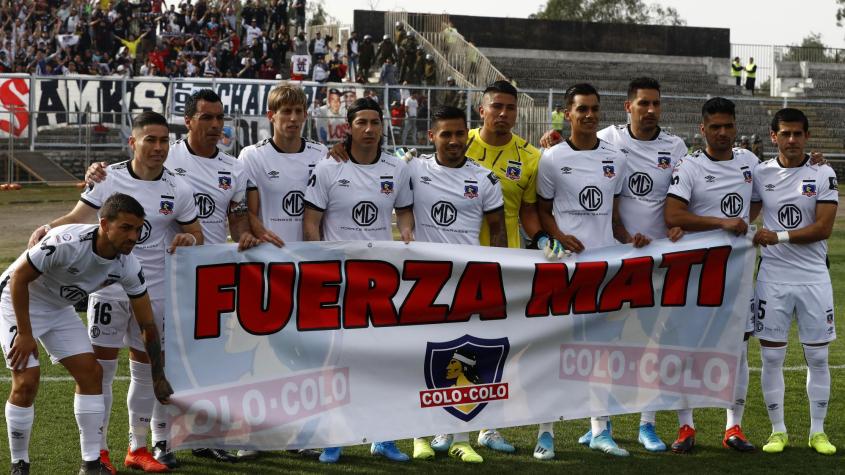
[530,230,549,250]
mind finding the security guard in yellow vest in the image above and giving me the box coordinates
[731,57,743,86]
[745,57,757,95]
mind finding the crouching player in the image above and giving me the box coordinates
[751,108,838,455]
[1,193,172,475]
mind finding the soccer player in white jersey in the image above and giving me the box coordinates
[750,108,838,455]
[82,90,260,465]
[2,193,172,475]
[240,84,329,247]
[535,83,650,460]
[303,97,413,464]
[27,112,203,473]
[665,97,760,453]
[407,106,507,463]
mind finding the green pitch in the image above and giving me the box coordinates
[1,186,844,473]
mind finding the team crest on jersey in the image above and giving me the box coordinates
[464,184,479,199]
[743,170,753,183]
[603,164,616,178]
[506,161,522,181]
[380,180,394,195]
[159,200,175,215]
[218,175,232,190]
[802,182,817,197]
[420,334,510,422]
[657,156,671,169]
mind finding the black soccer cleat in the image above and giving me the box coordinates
[192,448,238,463]
[78,460,111,475]
[10,460,30,475]
[153,440,180,468]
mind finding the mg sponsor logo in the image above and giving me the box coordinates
[777,204,802,229]
[431,201,457,227]
[195,193,215,219]
[282,191,305,217]
[579,186,603,211]
[138,220,152,244]
[720,193,743,218]
[628,172,653,197]
[352,201,378,227]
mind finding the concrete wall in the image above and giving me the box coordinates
[355,10,730,58]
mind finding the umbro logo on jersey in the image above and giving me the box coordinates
[602,164,615,178]
[765,184,776,191]
[420,176,433,184]
[464,184,479,199]
[705,175,716,183]
[338,179,351,187]
[159,196,175,215]
[174,168,187,176]
[560,167,572,174]
[352,201,378,226]
[619,148,630,155]
[657,156,671,169]
[60,285,87,302]
[802,181,817,197]
[267,170,280,179]
[67,266,80,275]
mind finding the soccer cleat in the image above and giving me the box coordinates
[319,447,342,463]
[533,431,555,460]
[723,425,755,452]
[413,438,435,460]
[589,430,629,457]
[808,432,836,455]
[638,423,667,452]
[578,428,593,446]
[762,432,788,453]
[124,447,170,473]
[236,449,259,459]
[79,460,112,475]
[10,460,30,475]
[671,425,696,454]
[153,441,179,469]
[191,448,237,462]
[449,441,483,463]
[431,434,453,452]
[370,441,410,462]
[99,450,117,475]
[478,430,515,453]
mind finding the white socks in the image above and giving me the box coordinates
[760,346,787,433]
[591,416,609,436]
[98,359,118,451]
[74,394,105,462]
[5,402,33,463]
[677,409,694,428]
[452,432,469,443]
[804,344,830,435]
[538,422,554,437]
[152,400,170,445]
[640,411,656,426]
[726,340,749,429]
[127,360,154,451]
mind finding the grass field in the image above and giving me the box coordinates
[1,185,845,474]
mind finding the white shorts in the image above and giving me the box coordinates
[753,281,836,345]
[86,296,164,352]
[1,304,93,369]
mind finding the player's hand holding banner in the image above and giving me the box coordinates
[164,230,754,450]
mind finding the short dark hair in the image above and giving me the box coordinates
[431,105,467,126]
[131,111,169,132]
[771,107,809,133]
[483,80,518,99]
[701,97,735,119]
[627,77,661,99]
[564,83,599,108]
[185,89,222,118]
[346,97,382,125]
[101,193,145,221]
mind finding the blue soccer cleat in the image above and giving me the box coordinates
[478,430,515,453]
[431,434,453,453]
[638,423,667,452]
[319,447,342,463]
[533,431,555,460]
[590,430,629,457]
[371,441,410,462]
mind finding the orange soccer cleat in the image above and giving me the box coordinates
[124,447,170,473]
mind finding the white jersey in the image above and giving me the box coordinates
[304,151,413,241]
[0,224,146,313]
[240,138,327,243]
[409,155,504,245]
[598,125,687,239]
[667,148,759,229]
[80,161,198,299]
[752,156,838,284]
[166,140,247,244]
[537,138,626,249]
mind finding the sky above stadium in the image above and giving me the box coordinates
[323,0,845,49]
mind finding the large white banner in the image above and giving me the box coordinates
[165,230,755,450]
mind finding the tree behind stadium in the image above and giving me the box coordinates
[530,0,686,26]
